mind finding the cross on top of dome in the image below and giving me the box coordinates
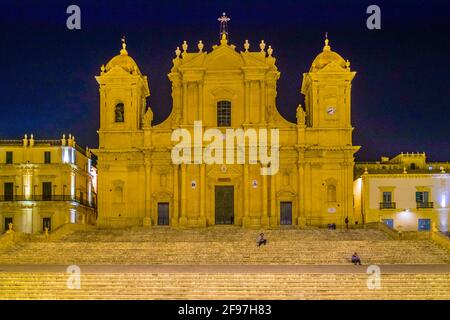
[218,12,230,39]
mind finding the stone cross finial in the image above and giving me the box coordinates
[218,12,230,39]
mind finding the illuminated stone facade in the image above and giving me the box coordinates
[354,153,450,232]
[0,134,97,233]
[94,33,359,228]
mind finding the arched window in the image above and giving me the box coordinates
[217,100,231,127]
[327,184,336,202]
[115,103,124,122]
[113,186,123,203]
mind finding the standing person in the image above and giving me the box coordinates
[257,233,267,247]
[345,217,349,230]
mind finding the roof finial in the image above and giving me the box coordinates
[120,36,128,55]
[323,32,331,51]
[218,12,230,40]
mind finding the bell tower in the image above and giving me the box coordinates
[299,35,360,227]
[96,38,150,149]
[301,35,355,146]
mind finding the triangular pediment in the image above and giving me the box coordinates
[102,65,137,77]
[317,61,347,73]
[204,46,244,69]
[178,43,271,71]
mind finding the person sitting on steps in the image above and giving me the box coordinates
[351,252,362,265]
[257,233,267,247]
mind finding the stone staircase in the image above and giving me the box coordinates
[1,272,449,299]
[0,227,449,265]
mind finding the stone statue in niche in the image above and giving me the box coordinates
[143,107,153,127]
[115,103,125,122]
[296,104,306,125]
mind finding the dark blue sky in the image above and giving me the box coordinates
[0,0,449,161]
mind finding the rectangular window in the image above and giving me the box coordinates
[44,151,51,164]
[416,191,429,203]
[217,101,231,127]
[4,217,13,231]
[6,152,13,164]
[3,183,14,201]
[382,219,394,229]
[418,219,431,231]
[382,192,392,203]
[43,217,51,231]
[42,182,52,201]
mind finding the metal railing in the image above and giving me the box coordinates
[379,202,396,209]
[417,202,434,209]
[0,194,95,208]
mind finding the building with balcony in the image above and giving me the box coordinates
[354,153,450,232]
[0,134,97,233]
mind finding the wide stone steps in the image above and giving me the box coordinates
[58,227,392,242]
[1,240,448,264]
[1,227,448,265]
[1,273,449,300]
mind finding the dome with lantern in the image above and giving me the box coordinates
[104,38,142,75]
[310,35,348,72]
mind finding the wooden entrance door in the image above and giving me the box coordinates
[157,202,169,225]
[280,202,292,225]
[215,186,234,224]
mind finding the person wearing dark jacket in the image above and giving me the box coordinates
[257,233,267,247]
[351,252,362,265]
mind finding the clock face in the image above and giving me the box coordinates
[326,106,336,115]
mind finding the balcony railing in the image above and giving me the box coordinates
[417,202,434,209]
[0,194,95,208]
[379,202,396,209]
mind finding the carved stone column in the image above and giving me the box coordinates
[269,173,277,227]
[261,167,269,226]
[143,157,152,227]
[182,81,188,125]
[199,163,206,226]
[179,163,188,226]
[244,80,250,124]
[242,164,250,227]
[171,164,179,227]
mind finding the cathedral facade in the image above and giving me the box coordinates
[94,29,359,228]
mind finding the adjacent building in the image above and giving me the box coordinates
[354,153,450,232]
[0,134,97,233]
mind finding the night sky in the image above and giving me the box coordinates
[0,0,449,161]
